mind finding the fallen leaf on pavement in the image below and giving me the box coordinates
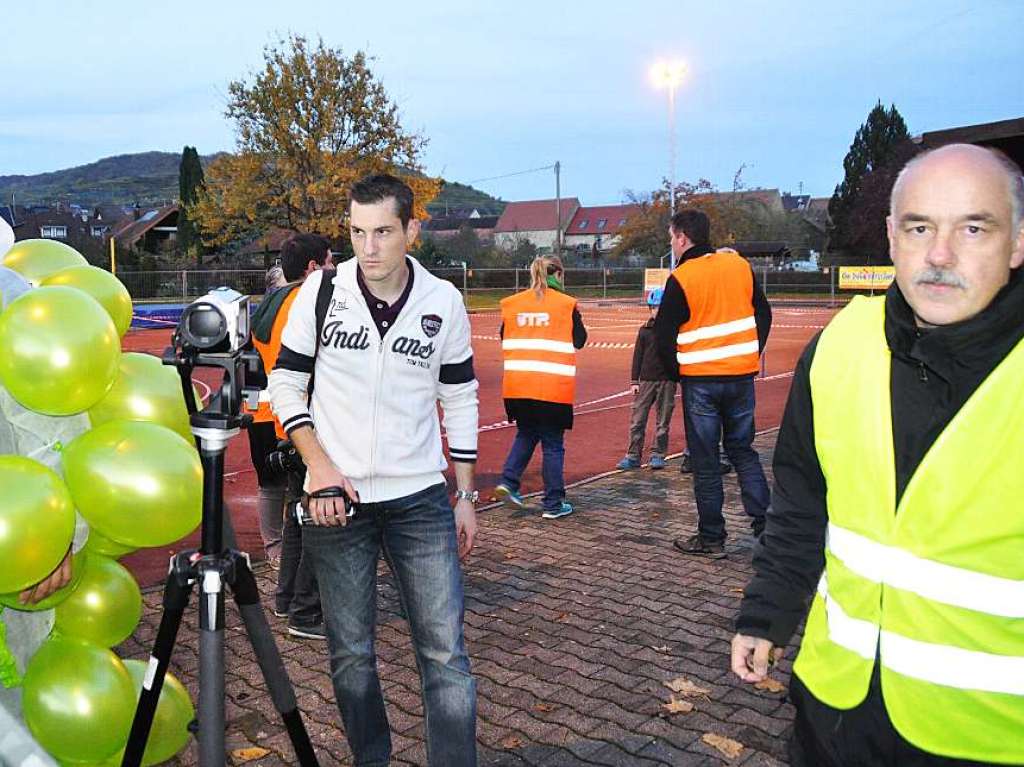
[702,733,744,759]
[729,588,744,594]
[501,736,523,750]
[662,696,694,714]
[755,677,786,693]
[231,747,270,763]
[664,676,711,698]
[652,645,670,652]
[533,702,557,712]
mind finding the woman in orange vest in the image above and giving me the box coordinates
[494,256,587,519]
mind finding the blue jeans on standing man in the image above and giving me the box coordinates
[301,482,476,767]
[682,378,770,542]
[500,423,566,512]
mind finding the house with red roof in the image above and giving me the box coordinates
[563,203,642,257]
[493,198,580,253]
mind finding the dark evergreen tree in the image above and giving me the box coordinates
[178,146,206,264]
[828,102,912,262]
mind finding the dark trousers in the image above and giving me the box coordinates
[682,378,769,541]
[500,423,566,512]
[275,468,322,624]
[789,671,998,767]
[626,380,676,460]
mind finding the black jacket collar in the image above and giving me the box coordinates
[885,268,1024,381]
[677,243,715,267]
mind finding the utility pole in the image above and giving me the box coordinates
[554,161,562,256]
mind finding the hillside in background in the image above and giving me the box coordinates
[0,151,224,207]
[0,152,506,215]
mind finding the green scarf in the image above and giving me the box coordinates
[546,274,564,292]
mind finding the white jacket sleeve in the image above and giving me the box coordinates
[267,271,321,435]
[438,288,478,463]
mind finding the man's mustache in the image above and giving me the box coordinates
[914,268,966,289]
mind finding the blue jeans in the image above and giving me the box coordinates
[500,424,566,511]
[682,379,770,542]
[301,483,477,767]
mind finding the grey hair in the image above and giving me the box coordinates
[891,144,1024,231]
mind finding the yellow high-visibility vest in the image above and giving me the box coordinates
[794,295,1024,764]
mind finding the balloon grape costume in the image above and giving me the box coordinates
[0,238,198,764]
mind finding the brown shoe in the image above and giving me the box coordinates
[673,534,726,559]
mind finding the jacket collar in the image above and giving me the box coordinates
[677,243,715,267]
[885,268,1024,379]
[335,255,431,307]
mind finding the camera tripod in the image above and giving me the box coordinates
[121,345,319,767]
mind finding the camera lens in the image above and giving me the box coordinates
[181,303,228,351]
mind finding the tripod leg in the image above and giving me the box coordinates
[230,553,320,766]
[198,562,227,767]
[122,555,196,767]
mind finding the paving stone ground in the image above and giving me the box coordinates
[120,430,795,766]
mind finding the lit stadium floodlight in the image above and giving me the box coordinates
[650,59,688,217]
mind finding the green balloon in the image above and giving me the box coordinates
[53,555,142,647]
[22,638,136,763]
[0,286,120,415]
[0,455,76,593]
[88,352,193,443]
[83,528,137,558]
[62,420,202,548]
[41,265,133,338]
[123,659,195,766]
[1,238,88,285]
[0,549,89,612]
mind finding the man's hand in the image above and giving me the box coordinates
[453,499,477,561]
[730,633,784,683]
[20,545,74,604]
[630,384,640,395]
[306,463,359,527]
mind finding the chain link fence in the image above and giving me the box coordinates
[118,265,843,306]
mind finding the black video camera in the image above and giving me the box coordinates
[266,439,304,477]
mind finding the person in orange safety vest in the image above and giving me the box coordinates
[494,256,587,519]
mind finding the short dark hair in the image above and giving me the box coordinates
[349,173,415,228]
[280,233,330,282]
[670,209,710,246]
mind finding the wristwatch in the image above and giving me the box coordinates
[455,489,479,504]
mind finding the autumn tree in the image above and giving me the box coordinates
[177,145,205,263]
[828,102,912,262]
[192,35,439,247]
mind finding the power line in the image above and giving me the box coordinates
[468,164,556,185]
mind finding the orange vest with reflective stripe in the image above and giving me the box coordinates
[500,288,577,405]
[672,248,759,376]
[250,286,300,439]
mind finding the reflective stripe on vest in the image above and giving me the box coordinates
[794,295,1024,763]
[672,249,759,376]
[500,288,577,404]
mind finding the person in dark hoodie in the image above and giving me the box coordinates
[654,209,773,557]
[616,287,676,470]
[732,144,1024,766]
[247,232,329,638]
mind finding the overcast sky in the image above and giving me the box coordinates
[2,0,1021,205]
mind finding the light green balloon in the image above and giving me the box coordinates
[88,352,193,443]
[83,528,137,558]
[0,455,76,593]
[1,238,88,285]
[0,549,89,612]
[22,638,136,763]
[123,659,195,766]
[41,265,133,337]
[53,555,142,647]
[0,286,120,415]
[62,420,202,548]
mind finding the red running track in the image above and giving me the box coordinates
[119,302,836,586]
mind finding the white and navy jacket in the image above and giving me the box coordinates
[267,256,478,503]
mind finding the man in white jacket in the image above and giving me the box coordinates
[268,174,479,767]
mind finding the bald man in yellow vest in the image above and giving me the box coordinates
[732,144,1024,766]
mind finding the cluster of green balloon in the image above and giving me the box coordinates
[0,239,199,763]
[21,638,193,766]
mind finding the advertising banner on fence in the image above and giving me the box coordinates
[839,266,895,290]
[643,268,670,305]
